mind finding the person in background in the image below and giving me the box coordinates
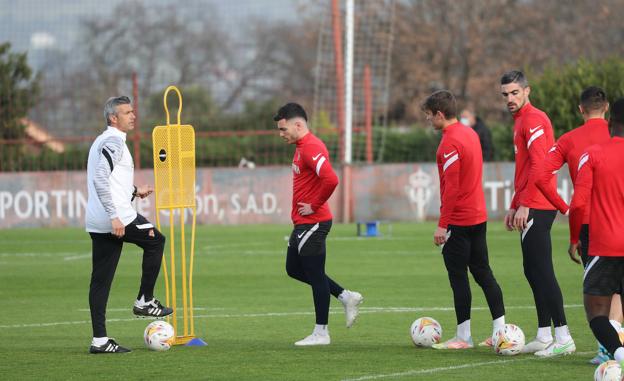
[460,108,494,161]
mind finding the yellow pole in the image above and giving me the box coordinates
[180,208,189,337]
[169,209,177,337]
[156,211,170,321]
[189,206,197,336]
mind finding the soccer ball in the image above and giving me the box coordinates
[410,317,442,347]
[595,361,623,381]
[144,320,175,351]
[493,324,525,355]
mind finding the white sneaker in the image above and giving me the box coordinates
[534,339,576,357]
[294,333,331,346]
[431,336,474,350]
[521,337,553,353]
[339,290,363,328]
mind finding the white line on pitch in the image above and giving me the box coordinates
[0,304,584,329]
[63,254,91,261]
[76,307,227,312]
[340,351,594,381]
[202,242,274,250]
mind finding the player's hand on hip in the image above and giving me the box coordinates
[513,206,529,231]
[111,218,125,238]
[433,226,447,247]
[136,184,153,199]
[297,202,313,216]
[504,209,516,231]
[567,242,582,265]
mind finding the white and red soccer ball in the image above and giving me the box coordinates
[144,320,175,351]
[594,360,623,381]
[410,317,442,347]
[493,324,525,356]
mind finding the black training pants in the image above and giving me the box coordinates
[442,221,505,325]
[89,214,165,337]
[520,209,567,328]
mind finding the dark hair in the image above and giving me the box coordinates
[273,103,308,122]
[421,90,457,119]
[610,98,624,137]
[580,86,608,112]
[500,70,528,88]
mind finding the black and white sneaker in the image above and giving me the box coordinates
[133,298,173,318]
[89,339,131,354]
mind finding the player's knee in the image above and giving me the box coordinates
[285,263,300,279]
[150,230,165,249]
[471,269,495,288]
[584,294,612,322]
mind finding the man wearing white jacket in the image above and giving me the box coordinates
[86,96,172,354]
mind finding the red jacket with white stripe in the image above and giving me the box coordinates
[436,122,487,228]
[535,118,610,218]
[291,132,339,225]
[569,137,624,256]
[510,103,557,210]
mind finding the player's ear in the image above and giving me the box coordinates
[578,105,584,115]
[108,114,117,125]
[524,86,531,97]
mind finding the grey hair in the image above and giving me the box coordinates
[103,96,132,125]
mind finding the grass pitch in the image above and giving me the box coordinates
[0,221,599,380]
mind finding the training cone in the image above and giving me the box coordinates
[185,338,207,346]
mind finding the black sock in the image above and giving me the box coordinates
[590,316,622,356]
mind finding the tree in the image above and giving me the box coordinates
[531,58,624,138]
[0,42,40,139]
[390,0,624,125]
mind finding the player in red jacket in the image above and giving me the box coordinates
[535,87,619,363]
[421,90,506,350]
[568,98,624,366]
[274,103,363,346]
[500,70,575,356]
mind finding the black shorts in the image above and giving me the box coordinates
[580,224,590,267]
[288,220,331,256]
[583,256,624,296]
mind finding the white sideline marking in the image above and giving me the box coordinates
[202,242,274,250]
[0,252,84,258]
[0,253,54,257]
[1,304,583,330]
[341,352,594,381]
[77,307,227,312]
[63,254,91,261]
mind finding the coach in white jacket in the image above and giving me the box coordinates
[85,96,172,354]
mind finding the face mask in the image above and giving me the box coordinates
[460,117,471,126]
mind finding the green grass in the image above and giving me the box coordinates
[0,222,600,380]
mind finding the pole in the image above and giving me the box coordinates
[342,0,354,223]
[132,72,140,169]
[331,0,345,163]
[364,65,373,164]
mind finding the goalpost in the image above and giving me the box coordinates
[313,0,396,223]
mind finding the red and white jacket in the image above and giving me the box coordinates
[291,133,339,225]
[536,118,610,219]
[436,122,487,228]
[510,103,557,210]
[569,137,624,256]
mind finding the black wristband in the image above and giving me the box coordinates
[131,186,137,201]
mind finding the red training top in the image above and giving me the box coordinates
[569,137,624,257]
[536,118,610,219]
[510,103,557,210]
[436,122,488,228]
[291,132,339,225]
